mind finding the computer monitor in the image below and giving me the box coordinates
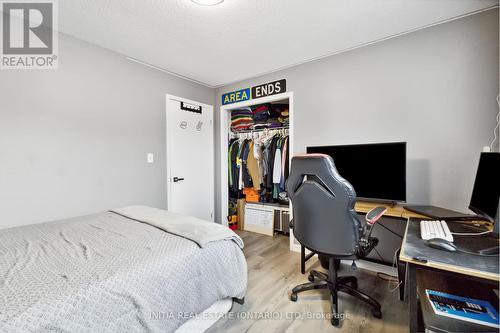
[307,142,406,203]
[469,152,500,226]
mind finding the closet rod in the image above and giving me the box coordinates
[231,126,289,134]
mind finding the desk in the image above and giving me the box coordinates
[400,218,499,332]
[355,202,428,220]
[300,202,427,274]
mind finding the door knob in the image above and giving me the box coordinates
[173,177,185,182]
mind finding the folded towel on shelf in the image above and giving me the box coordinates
[253,119,270,130]
[252,104,271,122]
[268,119,282,128]
[231,107,253,131]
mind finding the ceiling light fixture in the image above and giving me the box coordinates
[191,0,224,6]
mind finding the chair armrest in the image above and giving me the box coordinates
[358,206,387,257]
[365,206,387,225]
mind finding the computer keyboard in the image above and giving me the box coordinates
[420,220,454,242]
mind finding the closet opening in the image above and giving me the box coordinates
[220,92,294,246]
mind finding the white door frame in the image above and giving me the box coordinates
[166,94,215,221]
[219,91,294,227]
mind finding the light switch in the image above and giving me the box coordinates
[147,153,154,163]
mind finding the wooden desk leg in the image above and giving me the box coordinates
[301,245,305,274]
[408,264,419,333]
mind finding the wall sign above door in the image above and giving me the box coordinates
[222,88,251,105]
[251,79,286,99]
[221,79,287,105]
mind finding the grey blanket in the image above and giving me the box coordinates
[111,206,244,249]
[0,208,247,332]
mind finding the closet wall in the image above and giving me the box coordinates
[214,9,499,222]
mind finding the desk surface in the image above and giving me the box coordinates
[355,202,428,220]
[400,218,500,281]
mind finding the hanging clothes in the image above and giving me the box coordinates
[230,140,240,191]
[236,139,245,190]
[261,134,273,185]
[228,138,238,189]
[272,137,283,200]
[241,139,253,188]
[284,136,290,180]
[266,135,280,189]
[228,127,290,204]
[273,145,282,184]
[247,141,261,190]
[236,139,251,189]
[280,136,289,191]
[253,140,264,186]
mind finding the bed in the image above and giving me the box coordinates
[0,206,247,332]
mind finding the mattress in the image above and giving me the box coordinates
[0,209,247,332]
[175,298,233,333]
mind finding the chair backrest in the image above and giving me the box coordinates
[286,154,361,256]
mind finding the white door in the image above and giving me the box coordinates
[166,95,214,222]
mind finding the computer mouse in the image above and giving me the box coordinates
[426,238,457,252]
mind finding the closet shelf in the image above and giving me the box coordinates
[231,126,289,134]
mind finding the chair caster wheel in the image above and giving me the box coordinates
[308,274,314,282]
[331,318,340,326]
[290,293,297,302]
[372,309,382,319]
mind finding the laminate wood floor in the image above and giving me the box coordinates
[207,230,408,333]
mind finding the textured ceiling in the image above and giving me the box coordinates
[57,0,498,87]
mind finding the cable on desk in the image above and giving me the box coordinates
[372,247,385,262]
[376,248,403,292]
[456,248,499,257]
[377,272,398,282]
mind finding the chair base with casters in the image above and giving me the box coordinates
[290,256,382,327]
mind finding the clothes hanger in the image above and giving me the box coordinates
[260,128,269,144]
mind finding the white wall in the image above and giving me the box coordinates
[214,9,499,222]
[0,33,214,229]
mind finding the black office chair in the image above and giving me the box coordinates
[286,154,386,326]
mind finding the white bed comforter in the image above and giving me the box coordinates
[0,207,247,332]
